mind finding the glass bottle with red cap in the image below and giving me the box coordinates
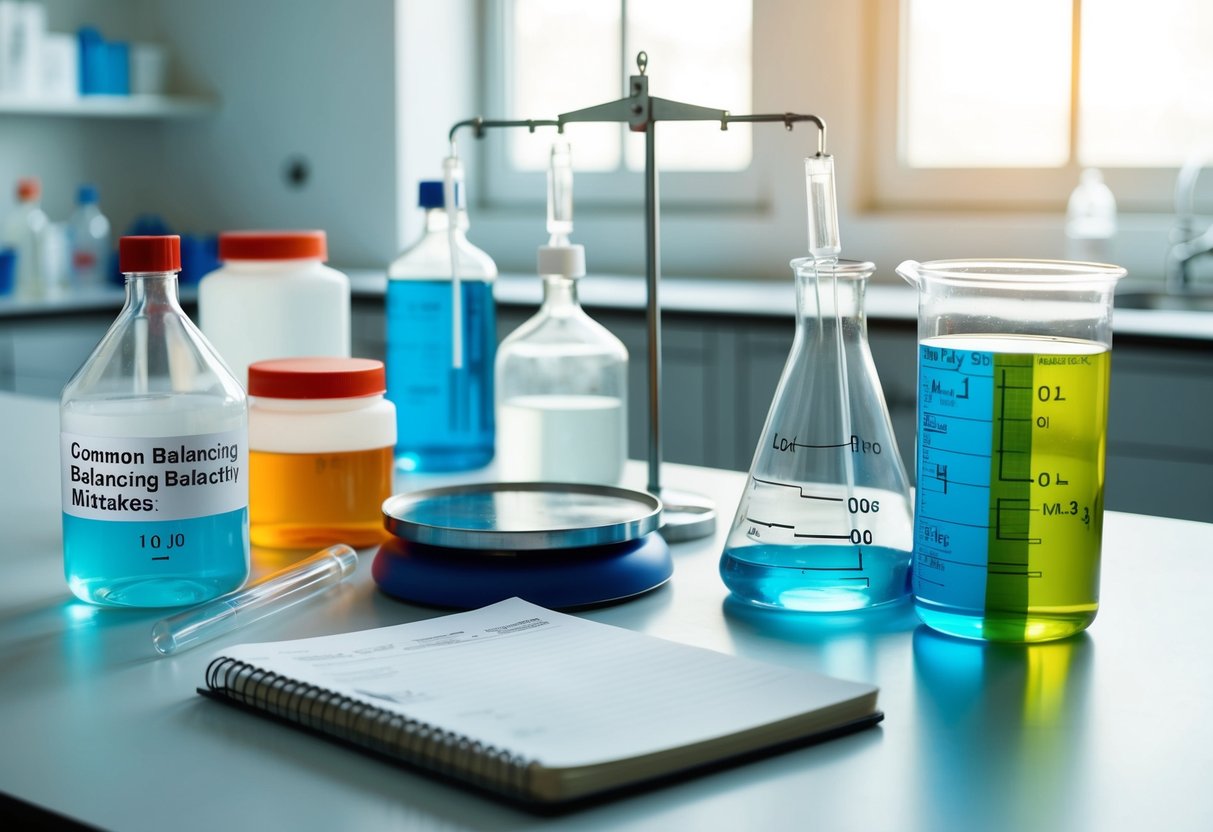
[59,235,250,607]
[198,230,351,387]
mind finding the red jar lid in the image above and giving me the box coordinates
[120,236,181,273]
[248,358,385,399]
[218,230,327,262]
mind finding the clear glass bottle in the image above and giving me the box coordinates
[496,244,628,484]
[60,235,250,607]
[720,258,913,612]
[386,176,497,472]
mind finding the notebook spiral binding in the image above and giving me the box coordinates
[205,656,534,799]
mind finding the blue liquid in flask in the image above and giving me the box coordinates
[721,543,912,612]
[386,278,495,472]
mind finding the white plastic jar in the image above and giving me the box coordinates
[248,357,396,550]
[199,230,351,387]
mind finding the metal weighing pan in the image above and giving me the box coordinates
[381,482,663,551]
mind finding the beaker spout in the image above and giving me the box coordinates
[895,260,921,288]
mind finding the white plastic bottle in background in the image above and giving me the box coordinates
[198,230,351,388]
[1065,168,1117,263]
[67,184,111,290]
[1,176,49,298]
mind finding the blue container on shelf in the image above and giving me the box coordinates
[78,27,130,95]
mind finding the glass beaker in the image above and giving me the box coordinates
[897,259,1127,643]
[721,259,914,612]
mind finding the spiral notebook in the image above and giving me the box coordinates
[200,598,881,806]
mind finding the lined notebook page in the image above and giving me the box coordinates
[220,597,876,768]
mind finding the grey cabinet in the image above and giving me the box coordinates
[15,293,1197,523]
[0,314,112,397]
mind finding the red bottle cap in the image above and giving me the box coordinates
[248,358,385,399]
[119,236,181,273]
[16,178,40,201]
[218,230,328,262]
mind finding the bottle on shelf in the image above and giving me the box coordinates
[495,142,628,485]
[386,172,497,473]
[67,184,112,290]
[1,176,49,299]
[60,235,250,608]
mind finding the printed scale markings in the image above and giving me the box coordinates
[915,348,1047,597]
[745,432,870,586]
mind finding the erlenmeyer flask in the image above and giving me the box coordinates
[721,258,913,611]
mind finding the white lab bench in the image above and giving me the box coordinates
[0,391,1211,831]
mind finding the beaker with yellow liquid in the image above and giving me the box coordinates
[898,260,1126,642]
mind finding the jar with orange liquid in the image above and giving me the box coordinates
[248,358,395,549]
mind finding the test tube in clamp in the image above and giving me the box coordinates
[151,544,359,656]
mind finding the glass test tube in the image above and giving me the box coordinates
[151,544,358,655]
[805,154,842,258]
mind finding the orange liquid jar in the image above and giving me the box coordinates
[248,358,396,549]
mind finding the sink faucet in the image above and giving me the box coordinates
[1166,155,1213,292]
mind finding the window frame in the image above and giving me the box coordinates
[473,0,766,214]
[869,0,1187,214]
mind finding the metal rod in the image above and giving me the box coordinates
[645,119,661,493]
[448,117,561,144]
[445,59,828,533]
[720,113,827,156]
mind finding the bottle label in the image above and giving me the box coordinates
[61,429,248,522]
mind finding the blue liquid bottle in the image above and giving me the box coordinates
[60,236,249,607]
[386,179,497,472]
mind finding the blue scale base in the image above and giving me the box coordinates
[372,531,672,611]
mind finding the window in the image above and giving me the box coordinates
[875,0,1213,210]
[480,0,756,207]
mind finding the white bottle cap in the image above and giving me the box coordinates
[537,244,586,278]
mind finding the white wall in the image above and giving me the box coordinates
[396,0,478,249]
[154,0,400,268]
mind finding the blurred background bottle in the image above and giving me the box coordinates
[1,176,49,298]
[67,184,111,290]
[1065,168,1117,263]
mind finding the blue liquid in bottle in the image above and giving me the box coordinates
[386,278,495,472]
[64,509,249,607]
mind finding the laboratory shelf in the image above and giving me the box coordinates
[0,94,217,119]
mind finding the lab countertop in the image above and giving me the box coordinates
[5,271,1213,343]
[1,391,1212,831]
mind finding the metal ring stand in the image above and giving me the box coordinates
[450,53,829,542]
